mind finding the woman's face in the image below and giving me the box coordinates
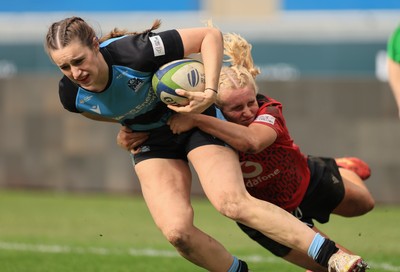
[50,39,104,91]
[219,86,259,126]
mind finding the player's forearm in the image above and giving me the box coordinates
[389,79,400,99]
[192,114,259,152]
[389,81,400,111]
[387,58,400,117]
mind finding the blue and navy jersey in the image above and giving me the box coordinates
[58,29,184,131]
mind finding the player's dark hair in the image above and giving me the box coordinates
[45,16,96,55]
[45,16,161,54]
[99,20,161,43]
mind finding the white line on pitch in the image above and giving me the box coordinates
[0,241,399,271]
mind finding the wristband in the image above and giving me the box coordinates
[205,87,218,94]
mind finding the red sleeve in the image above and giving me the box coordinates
[252,101,286,138]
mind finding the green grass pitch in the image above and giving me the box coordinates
[0,189,399,272]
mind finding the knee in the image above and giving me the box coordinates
[163,227,194,256]
[363,195,375,213]
[357,191,375,214]
[351,195,375,216]
[214,193,248,221]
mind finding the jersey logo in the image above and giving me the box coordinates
[241,161,281,188]
[89,105,101,114]
[138,145,151,153]
[240,161,263,178]
[149,35,165,57]
[79,95,93,104]
[127,78,144,92]
[331,174,340,184]
[255,114,276,125]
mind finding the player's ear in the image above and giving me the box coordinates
[92,37,100,51]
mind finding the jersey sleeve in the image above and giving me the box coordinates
[104,29,184,72]
[59,76,80,113]
[253,96,286,136]
[150,30,185,67]
[388,25,400,62]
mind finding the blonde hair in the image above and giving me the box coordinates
[217,33,260,106]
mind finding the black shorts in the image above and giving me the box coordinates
[297,156,346,226]
[237,156,345,257]
[131,106,227,165]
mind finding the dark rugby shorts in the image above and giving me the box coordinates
[237,156,345,257]
[131,106,227,165]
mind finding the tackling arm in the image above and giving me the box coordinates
[168,113,277,154]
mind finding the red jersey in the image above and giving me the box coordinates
[239,95,310,212]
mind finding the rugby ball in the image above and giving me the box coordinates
[152,59,205,105]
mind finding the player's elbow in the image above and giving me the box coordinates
[207,26,223,39]
[236,137,264,154]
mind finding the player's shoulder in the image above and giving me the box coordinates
[388,25,400,61]
[102,29,180,53]
[389,25,400,41]
[257,94,282,107]
[59,76,80,113]
[59,75,77,89]
[256,94,284,120]
[101,30,182,71]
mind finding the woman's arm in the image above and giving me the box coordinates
[116,126,149,153]
[387,57,400,118]
[168,113,277,154]
[168,27,223,114]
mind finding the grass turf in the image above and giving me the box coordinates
[0,189,399,271]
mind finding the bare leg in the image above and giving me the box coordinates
[283,226,355,272]
[135,158,234,271]
[333,168,375,217]
[283,250,326,272]
[188,145,316,254]
[278,168,373,271]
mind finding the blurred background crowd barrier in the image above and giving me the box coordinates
[1,0,399,203]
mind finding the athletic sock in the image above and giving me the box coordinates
[307,233,339,268]
[315,239,339,267]
[238,260,249,272]
[308,233,325,259]
[228,256,249,272]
